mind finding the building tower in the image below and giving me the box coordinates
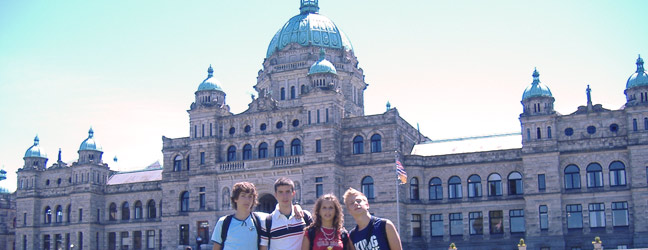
[520,69,557,151]
[624,55,648,106]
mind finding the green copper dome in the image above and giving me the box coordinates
[79,128,102,152]
[24,135,47,158]
[308,48,337,75]
[522,68,553,100]
[197,65,223,92]
[626,55,647,89]
[266,0,353,58]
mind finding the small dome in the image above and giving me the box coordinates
[308,48,337,75]
[24,135,47,158]
[197,65,223,91]
[522,68,553,100]
[79,128,102,152]
[626,55,648,89]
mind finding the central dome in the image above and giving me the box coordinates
[266,0,353,58]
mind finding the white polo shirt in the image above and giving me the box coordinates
[260,204,311,250]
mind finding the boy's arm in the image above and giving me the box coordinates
[384,220,402,250]
[300,233,310,250]
[293,203,304,219]
[212,243,222,250]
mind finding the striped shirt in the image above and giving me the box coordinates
[260,204,311,250]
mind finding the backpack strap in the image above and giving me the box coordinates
[303,212,313,226]
[251,212,263,248]
[341,230,349,250]
[265,213,274,250]
[220,214,235,248]
[307,227,317,250]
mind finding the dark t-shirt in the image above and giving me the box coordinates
[349,217,390,250]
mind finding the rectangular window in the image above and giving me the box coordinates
[97,209,100,222]
[54,234,62,250]
[539,205,548,230]
[538,174,546,191]
[317,110,321,123]
[411,214,421,237]
[23,213,26,226]
[449,213,462,236]
[509,209,525,233]
[79,208,83,222]
[588,203,605,228]
[199,187,206,209]
[200,152,205,164]
[430,214,443,237]
[469,212,483,235]
[134,231,142,250]
[197,221,210,245]
[179,224,189,245]
[66,234,70,250]
[612,202,629,226]
[108,232,117,250]
[146,230,155,250]
[489,210,503,234]
[308,111,312,124]
[315,140,322,153]
[120,232,129,250]
[201,124,205,137]
[194,125,197,138]
[633,119,638,131]
[44,235,51,250]
[567,204,583,229]
[315,177,323,198]
[326,108,329,123]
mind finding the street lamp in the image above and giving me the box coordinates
[196,236,203,250]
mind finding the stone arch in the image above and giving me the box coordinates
[257,193,277,214]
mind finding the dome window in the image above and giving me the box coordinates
[565,128,574,136]
[244,125,251,133]
[276,121,283,129]
[260,123,267,131]
[610,124,619,132]
[587,126,596,135]
[46,179,50,186]
[292,119,300,127]
[229,127,235,135]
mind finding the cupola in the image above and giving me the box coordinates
[194,65,226,108]
[23,135,48,170]
[197,65,223,92]
[78,128,103,164]
[521,68,554,116]
[79,128,102,152]
[307,48,339,91]
[624,55,648,106]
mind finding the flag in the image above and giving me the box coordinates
[396,158,407,184]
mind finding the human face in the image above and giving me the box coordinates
[318,200,337,224]
[234,191,254,212]
[274,185,295,206]
[345,194,368,216]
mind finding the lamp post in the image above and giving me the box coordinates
[196,236,202,250]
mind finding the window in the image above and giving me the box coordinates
[56,205,63,223]
[197,221,210,246]
[353,136,364,154]
[469,212,483,235]
[260,123,267,131]
[280,88,285,100]
[134,231,142,250]
[201,124,205,137]
[361,176,374,199]
[147,200,156,219]
[538,174,546,191]
[186,155,190,170]
[564,165,581,189]
[317,110,321,123]
[146,230,155,249]
[210,123,213,136]
[226,146,236,161]
[370,134,382,153]
[108,232,116,250]
[120,232,128,250]
[276,121,283,129]
[566,204,583,229]
[586,163,603,188]
[429,178,443,200]
[243,144,252,160]
[180,191,189,212]
[292,119,299,127]
[122,202,130,220]
[508,172,523,195]
[79,232,83,250]
[588,203,605,228]
[315,140,322,153]
[539,205,548,230]
[645,117,648,130]
[134,201,142,219]
[565,127,574,136]
[489,210,503,234]
[44,235,51,250]
[468,175,482,198]
[430,214,443,237]
[407,177,419,200]
[587,126,596,134]
[23,213,26,226]
[315,177,323,198]
[449,213,463,236]
[109,203,117,221]
[274,141,284,157]
[199,187,206,209]
[610,123,619,132]
[200,152,205,164]
[609,161,626,186]
[290,139,301,155]
[527,128,531,140]
[308,111,312,124]
[222,188,230,210]
[179,224,189,245]
[173,155,182,172]
[301,85,306,94]
[612,202,629,226]
[633,119,638,131]
[411,214,421,237]
[258,142,268,158]
[448,176,462,199]
[488,173,502,196]
[193,125,197,138]
[44,206,52,224]
[537,127,541,139]
[290,86,296,99]
[66,204,71,222]
[244,125,251,133]
[228,127,235,135]
[547,126,552,138]
[509,209,525,233]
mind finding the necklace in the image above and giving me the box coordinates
[320,227,335,250]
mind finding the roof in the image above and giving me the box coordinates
[411,133,522,156]
[107,168,162,185]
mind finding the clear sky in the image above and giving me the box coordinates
[1,0,646,192]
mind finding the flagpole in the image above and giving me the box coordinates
[395,151,401,234]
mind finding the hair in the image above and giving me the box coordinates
[342,187,367,206]
[230,182,258,210]
[305,194,345,237]
[274,177,295,192]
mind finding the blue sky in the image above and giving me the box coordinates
[1,0,646,191]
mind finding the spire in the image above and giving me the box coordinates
[207,65,214,78]
[33,135,40,146]
[58,148,62,162]
[319,48,326,60]
[532,68,540,84]
[637,54,644,73]
[300,0,319,14]
[586,85,593,110]
[386,101,391,111]
[88,127,94,138]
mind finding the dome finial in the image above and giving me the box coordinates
[319,48,326,60]
[88,127,94,138]
[637,54,644,73]
[532,68,540,84]
[300,0,319,14]
[34,135,40,146]
[208,65,214,77]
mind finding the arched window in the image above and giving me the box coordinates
[173,155,183,171]
[44,206,52,224]
[121,202,130,220]
[586,163,603,188]
[134,201,142,219]
[180,191,189,212]
[410,177,419,200]
[468,175,482,198]
[66,204,71,222]
[290,86,296,99]
[370,134,382,153]
[361,176,374,199]
[280,87,285,100]
[301,85,306,94]
[109,203,117,221]
[448,176,462,199]
[291,139,301,155]
[222,188,231,210]
[487,173,502,196]
[227,146,236,161]
[274,141,284,157]
[609,161,627,186]
[353,136,364,154]
[508,172,523,195]
[243,144,252,160]
[147,200,156,219]
[429,178,443,200]
[564,165,581,190]
[547,126,552,139]
[258,142,268,159]
[55,205,63,223]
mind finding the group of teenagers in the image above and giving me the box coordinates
[210,177,402,250]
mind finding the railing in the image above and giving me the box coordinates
[273,61,308,72]
[219,161,245,172]
[273,156,301,167]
